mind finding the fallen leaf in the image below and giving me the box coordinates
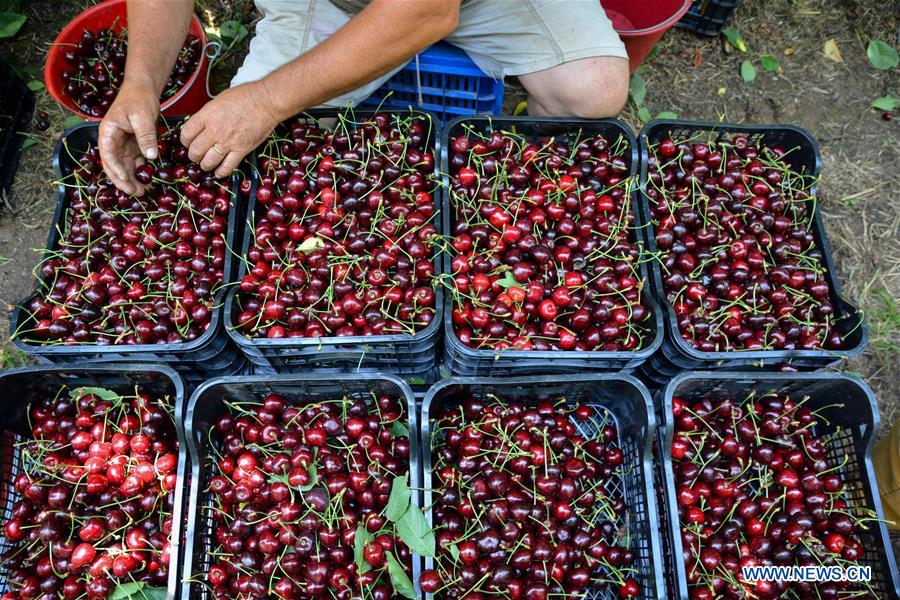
[871,95,899,111]
[823,39,842,63]
[740,60,757,82]
[717,87,727,96]
[867,40,898,70]
[759,55,781,73]
[693,47,703,68]
[784,47,795,56]
[722,28,748,53]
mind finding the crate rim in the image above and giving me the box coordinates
[658,369,900,600]
[223,107,445,353]
[439,115,666,365]
[0,361,189,600]
[637,117,869,362]
[10,118,241,358]
[420,372,664,599]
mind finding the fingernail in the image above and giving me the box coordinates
[145,148,158,160]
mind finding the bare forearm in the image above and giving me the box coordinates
[124,0,194,94]
[261,0,460,120]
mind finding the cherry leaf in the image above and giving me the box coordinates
[867,40,898,70]
[740,60,757,82]
[722,28,747,52]
[396,502,435,558]
[386,552,416,599]
[496,271,518,290]
[69,386,119,403]
[871,95,899,111]
[385,474,411,522]
[390,420,409,438]
[354,524,372,574]
[448,543,461,563]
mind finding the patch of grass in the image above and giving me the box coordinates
[868,287,900,362]
[0,342,30,369]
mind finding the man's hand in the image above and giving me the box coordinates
[181,80,283,179]
[98,80,161,195]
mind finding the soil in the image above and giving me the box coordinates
[0,0,896,418]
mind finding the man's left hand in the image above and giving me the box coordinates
[181,80,284,179]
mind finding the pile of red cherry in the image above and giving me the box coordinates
[0,386,179,599]
[19,123,231,346]
[446,128,650,352]
[203,392,422,599]
[671,393,875,599]
[234,112,438,340]
[61,28,202,117]
[419,397,642,599]
[646,135,844,352]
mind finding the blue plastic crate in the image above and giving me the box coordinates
[361,41,504,121]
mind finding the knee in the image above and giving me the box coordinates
[552,57,630,118]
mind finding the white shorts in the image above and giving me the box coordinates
[231,0,628,107]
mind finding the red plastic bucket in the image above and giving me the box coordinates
[45,0,212,121]
[602,0,692,73]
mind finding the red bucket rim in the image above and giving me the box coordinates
[608,0,693,37]
[45,0,208,121]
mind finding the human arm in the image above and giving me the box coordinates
[98,0,194,194]
[181,0,461,178]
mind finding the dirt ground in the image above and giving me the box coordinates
[0,1,897,424]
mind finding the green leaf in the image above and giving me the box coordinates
[21,137,36,151]
[26,79,44,91]
[629,71,646,106]
[110,583,144,600]
[390,420,409,438]
[267,472,290,486]
[386,552,416,599]
[62,115,83,129]
[722,28,747,52]
[354,524,372,574]
[867,40,898,70]
[109,583,165,600]
[759,54,781,72]
[871,95,899,111]
[637,106,651,122]
[396,503,435,558]
[0,12,26,39]
[69,386,120,403]
[385,474,411,522]
[219,20,248,47]
[740,60,757,82]
[297,462,317,492]
[448,543,460,563]
[407,378,425,386]
[656,111,678,119]
[496,271,518,290]
[140,588,167,600]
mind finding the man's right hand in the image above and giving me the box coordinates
[98,80,161,196]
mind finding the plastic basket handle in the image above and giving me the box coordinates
[204,39,224,99]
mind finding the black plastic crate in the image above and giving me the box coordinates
[182,372,423,599]
[676,0,740,36]
[421,375,664,599]
[441,116,664,376]
[9,119,241,377]
[225,109,443,376]
[0,61,35,201]
[0,363,188,598]
[638,119,867,372]
[657,371,900,599]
